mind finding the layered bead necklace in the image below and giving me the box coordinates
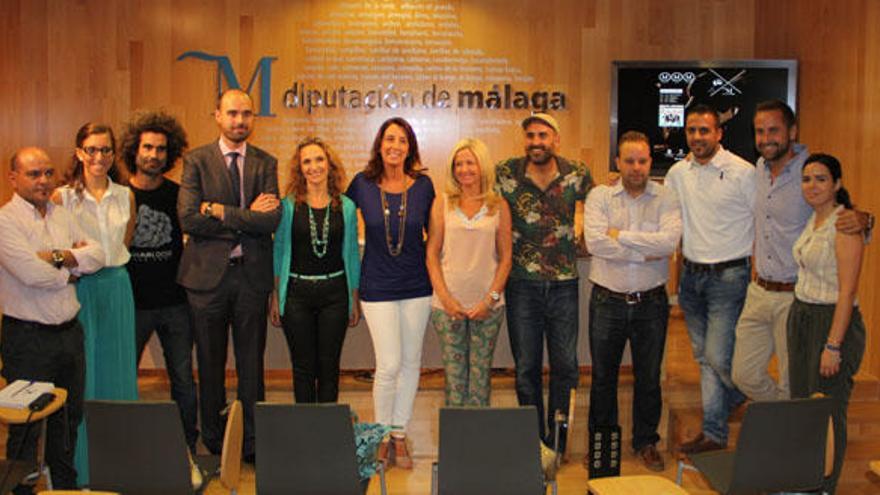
[381,178,408,257]
[307,201,331,258]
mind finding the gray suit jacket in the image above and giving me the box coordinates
[177,141,281,292]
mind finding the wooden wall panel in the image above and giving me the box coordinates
[0,0,760,183]
[0,0,876,379]
[754,0,879,387]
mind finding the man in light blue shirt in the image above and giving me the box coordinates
[732,100,870,402]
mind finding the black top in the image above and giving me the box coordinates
[127,180,187,309]
[290,203,345,275]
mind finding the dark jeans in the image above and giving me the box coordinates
[505,278,579,452]
[280,276,349,403]
[588,285,668,451]
[187,264,269,457]
[135,303,199,451]
[788,298,866,494]
[678,262,749,445]
[0,316,85,494]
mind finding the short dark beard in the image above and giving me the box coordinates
[691,143,719,162]
[136,158,165,178]
[760,141,791,162]
[224,127,251,144]
[527,146,554,165]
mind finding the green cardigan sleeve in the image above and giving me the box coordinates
[275,196,360,316]
[273,198,294,317]
[342,195,361,312]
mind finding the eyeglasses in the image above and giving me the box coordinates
[81,146,115,157]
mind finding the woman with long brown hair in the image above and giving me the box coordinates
[345,117,435,469]
[270,137,360,403]
[53,122,138,485]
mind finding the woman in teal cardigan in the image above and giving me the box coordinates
[270,137,361,402]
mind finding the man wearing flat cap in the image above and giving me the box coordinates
[495,113,593,454]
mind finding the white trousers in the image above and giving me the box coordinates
[360,296,432,434]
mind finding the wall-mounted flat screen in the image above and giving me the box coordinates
[611,60,798,176]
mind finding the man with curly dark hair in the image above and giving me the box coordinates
[120,110,199,452]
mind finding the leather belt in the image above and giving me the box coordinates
[593,284,666,305]
[683,257,749,273]
[290,270,345,281]
[228,257,245,266]
[756,276,795,292]
[2,315,79,332]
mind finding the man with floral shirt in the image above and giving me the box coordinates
[496,113,593,453]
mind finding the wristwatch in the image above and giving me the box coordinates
[488,291,501,302]
[51,249,65,269]
[204,202,214,217]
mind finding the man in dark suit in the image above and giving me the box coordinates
[178,89,280,462]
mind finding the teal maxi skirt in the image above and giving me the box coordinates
[73,266,138,486]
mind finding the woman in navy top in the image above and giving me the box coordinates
[346,117,435,469]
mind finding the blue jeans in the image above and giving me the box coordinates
[135,304,199,451]
[505,278,579,451]
[678,263,749,445]
[588,285,668,451]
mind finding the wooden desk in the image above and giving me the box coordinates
[0,388,68,490]
[0,388,68,424]
[587,475,690,495]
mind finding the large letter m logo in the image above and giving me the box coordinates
[177,51,277,117]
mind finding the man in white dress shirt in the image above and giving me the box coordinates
[665,104,755,454]
[584,131,682,471]
[0,147,105,494]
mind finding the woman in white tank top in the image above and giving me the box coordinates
[426,138,512,406]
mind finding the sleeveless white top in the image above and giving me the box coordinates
[793,205,852,305]
[431,195,504,310]
[57,179,131,267]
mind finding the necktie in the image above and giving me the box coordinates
[228,152,242,206]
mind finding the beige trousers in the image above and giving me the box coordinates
[731,281,793,401]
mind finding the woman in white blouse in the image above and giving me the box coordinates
[787,153,865,494]
[53,123,138,485]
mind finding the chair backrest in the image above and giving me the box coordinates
[85,400,192,495]
[255,403,362,495]
[220,399,243,491]
[729,396,833,493]
[437,407,544,495]
[38,491,120,494]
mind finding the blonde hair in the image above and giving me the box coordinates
[445,138,500,214]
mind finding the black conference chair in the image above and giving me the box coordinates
[681,396,833,494]
[85,400,193,495]
[431,406,551,495]
[255,403,386,495]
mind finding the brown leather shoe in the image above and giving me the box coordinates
[636,444,665,471]
[392,436,413,469]
[679,433,725,455]
[678,432,704,453]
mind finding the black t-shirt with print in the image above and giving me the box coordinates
[127,180,187,309]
